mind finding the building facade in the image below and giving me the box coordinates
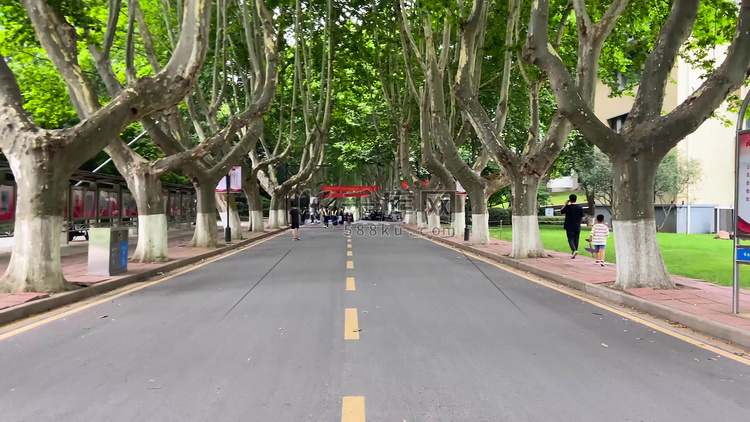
[590,48,749,234]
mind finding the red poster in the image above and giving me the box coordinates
[738,131,750,237]
[0,185,14,221]
[84,191,96,219]
[72,189,84,218]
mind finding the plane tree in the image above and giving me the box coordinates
[0,0,213,292]
[526,0,750,289]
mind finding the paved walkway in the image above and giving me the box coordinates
[0,225,271,311]
[1,222,748,421]
[425,227,750,332]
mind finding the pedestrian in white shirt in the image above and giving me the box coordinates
[586,214,610,267]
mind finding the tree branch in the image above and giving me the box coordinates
[0,55,36,147]
[629,0,698,125]
[655,0,750,151]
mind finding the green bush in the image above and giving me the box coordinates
[538,216,565,225]
[488,207,511,226]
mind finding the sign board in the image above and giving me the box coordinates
[216,166,242,193]
[737,247,750,264]
[545,207,554,217]
[456,180,466,195]
[120,241,129,269]
[737,131,750,237]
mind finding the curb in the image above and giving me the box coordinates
[402,225,750,350]
[0,228,288,327]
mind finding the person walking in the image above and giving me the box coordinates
[560,194,584,258]
[587,214,610,266]
[322,206,329,228]
[289,204,300,241]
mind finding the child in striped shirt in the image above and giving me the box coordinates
[587,214,610,267]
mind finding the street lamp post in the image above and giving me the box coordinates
[464,195,470,241]
[224,173,232,243]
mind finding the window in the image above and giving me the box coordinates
[615,71,630,90]
[608,113,628,133]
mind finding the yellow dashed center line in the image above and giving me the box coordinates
[347,251,353,257]
[347,260,354,269]
[347,244,352,249]
[341,396,365,421]
[345,308,359,340]
[346,277,356,291]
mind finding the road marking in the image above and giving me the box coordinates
[345,308,360,340]
[418,235,750,367]
[347,260,354,269]
[0,231,287,341]
[347,244,352,249]
[346,277,356,291]
[347,238,352,243]
[341,396,365,422]
[347,251,353,257]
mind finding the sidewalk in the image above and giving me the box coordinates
[0,224,283,315]
[403,224,750,348]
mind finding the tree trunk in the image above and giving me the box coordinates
[585,188,596,226]
[189,181,218,248]
[216,193,243,240]
[130,171,169,263]
[452,194,466,237]
[268,194,285,229]
[244,174,265,233]
[426,192,442,231]
[468,188,490,245]
[415,194,427,228]
[402,193,416,225]
[611,153,673,290]
[1,154,72,293]
[511,175,546,258]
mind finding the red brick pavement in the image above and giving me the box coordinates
[0,228,269,311]
[424,228,750,332]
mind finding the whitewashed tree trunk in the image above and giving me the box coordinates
[511,176,546,258]
[612,219,672,289]
[244,175,265,233]
[189,183,218,248]
[611,156,673,289]
[452,194,466,238]
[403,210,415,225]
[416,212,427,229]
[130,172,169,263]
[216,193,243,240]
[426,193,442,231]
[471,213,490,245]
[250,211,264,232]
[132,214,169,262]
[1,156,71,292]
[512,215,546,258]
[468,191,490,245]
[267,194,281,229]
[427,213,441,231]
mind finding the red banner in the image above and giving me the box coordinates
[322,185,378,193]
[400,180,429,189]
[324,192,371,198]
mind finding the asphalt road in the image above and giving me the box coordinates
[1,222,749,421]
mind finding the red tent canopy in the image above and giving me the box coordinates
[322,185,378,193]
[323,192,371,198]
[400,180,429,189]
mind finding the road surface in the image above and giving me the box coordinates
[1,222,749,421]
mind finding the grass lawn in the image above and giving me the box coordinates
[547,190,584,206]
[489,225,750,289]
